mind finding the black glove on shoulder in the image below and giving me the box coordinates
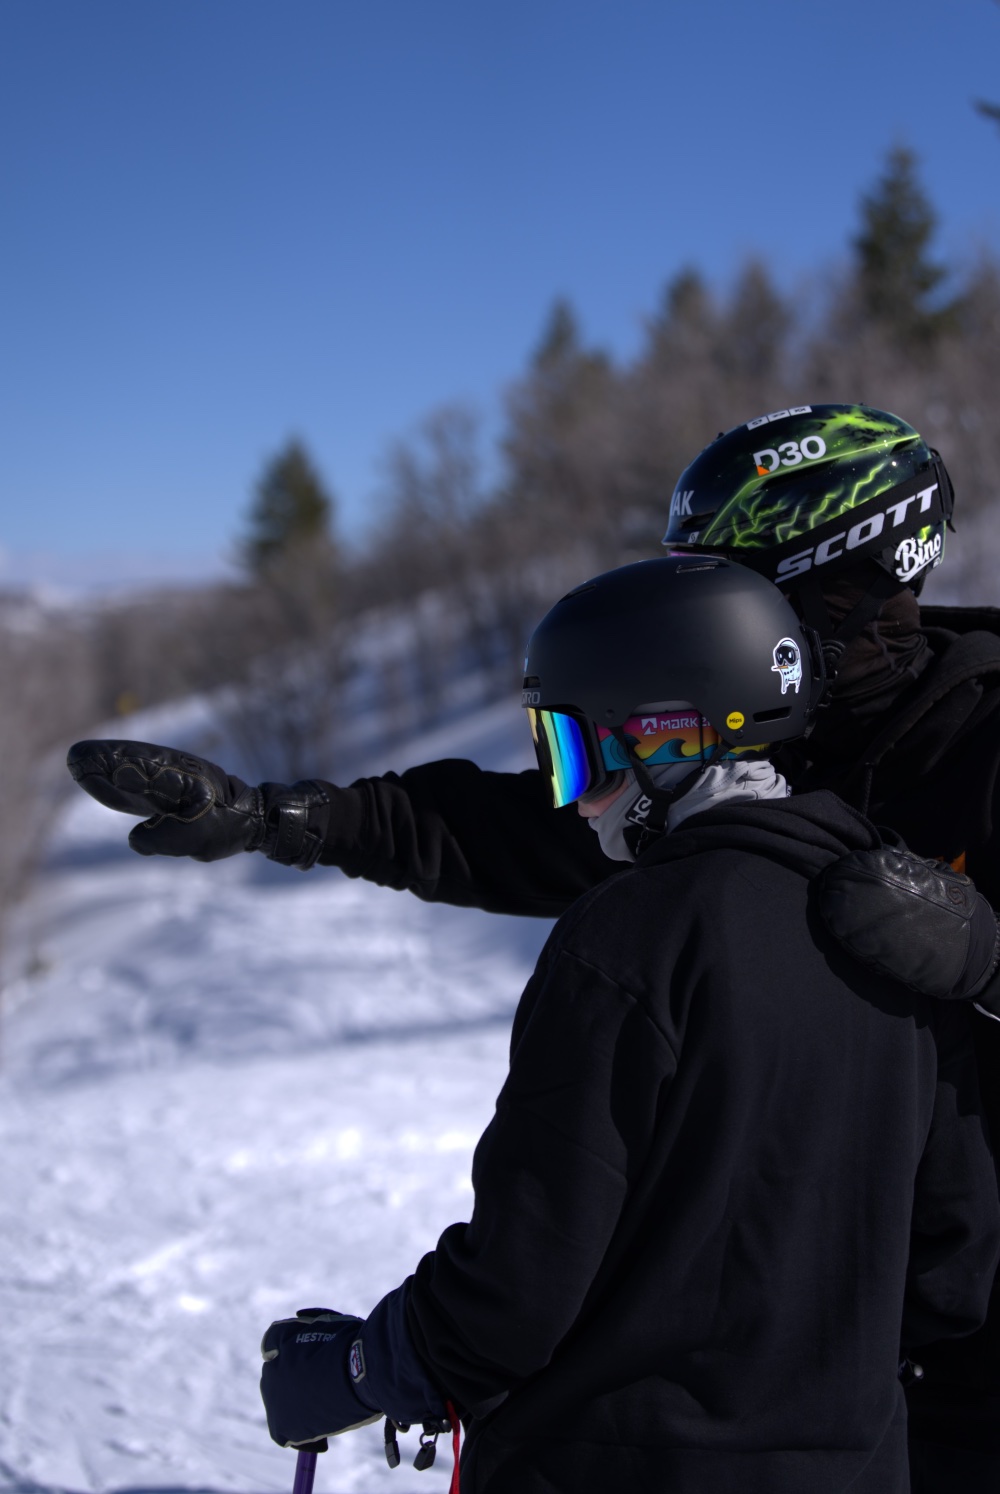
[66,739,334,868]
[815,846,1000,1013]
[260,1309,382,1448]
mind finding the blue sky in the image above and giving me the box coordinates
[2,0,999,590]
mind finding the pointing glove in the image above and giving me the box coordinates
[816,846,1000,1013]
[66,739,333,868]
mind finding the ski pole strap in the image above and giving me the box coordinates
[446,1401,462,1494]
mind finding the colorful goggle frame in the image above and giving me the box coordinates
[527,706,753,809]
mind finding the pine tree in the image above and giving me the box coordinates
[852,145,956,344]
[643,268,719,370]
[975,98,1000,131]
[516,297,611,439]
[241,439,336,575]
[532,298,581,370]
[721,260,790,382]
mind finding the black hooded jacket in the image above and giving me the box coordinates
[403,792,999,1494]
[314,604,1000,1443]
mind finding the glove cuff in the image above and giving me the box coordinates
[361,1281,449,1427]
[257,782,334,870]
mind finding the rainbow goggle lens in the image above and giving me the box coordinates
[526,706,731,809]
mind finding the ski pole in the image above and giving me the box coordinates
[292,1439,327,1494]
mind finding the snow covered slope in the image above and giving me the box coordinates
[0,696,553,1494]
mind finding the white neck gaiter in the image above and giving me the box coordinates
[590,757,790,863]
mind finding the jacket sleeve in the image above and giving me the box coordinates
[404,935,676,1411]
[315,758,618,917]
[902,1006,1000,1351]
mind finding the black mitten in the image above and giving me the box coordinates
[67,739,333,868]
[816,846,1000,1004]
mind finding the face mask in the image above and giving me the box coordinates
[589,759,789,862]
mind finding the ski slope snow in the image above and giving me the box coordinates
[0,696,553,1494]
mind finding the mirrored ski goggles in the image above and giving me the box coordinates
[527,708,599,809]
[526,706,725,809]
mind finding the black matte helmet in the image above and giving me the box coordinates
[522,554,824,811]
[662,404,954,627]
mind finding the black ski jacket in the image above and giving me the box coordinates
[403,792,999,1494]
[318,606,1000,1417]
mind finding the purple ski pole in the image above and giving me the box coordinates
[292,1439,328,1494]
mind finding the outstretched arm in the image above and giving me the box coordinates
[320,757,615,916]
[67,740,616,918]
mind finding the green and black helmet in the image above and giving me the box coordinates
[662,404,954,607]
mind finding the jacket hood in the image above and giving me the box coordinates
[636,788,883,883]
[791,625,1000,808]
[861,626,1000,776]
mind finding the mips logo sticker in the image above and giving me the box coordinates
[725,711,745,731]
[771,638,803,695]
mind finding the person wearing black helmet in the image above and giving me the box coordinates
[67,403,1000,1489]
[255,556,999,1494]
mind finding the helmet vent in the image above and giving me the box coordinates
[753,706,792,724]
[676,559,726,573]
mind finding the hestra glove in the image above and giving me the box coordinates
[816,845,1000,1010]
[66,739,333,868]
[260,1309,382,1448]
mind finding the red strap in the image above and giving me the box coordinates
[446,1401,461,1494]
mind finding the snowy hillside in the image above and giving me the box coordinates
[0,696,552,1494]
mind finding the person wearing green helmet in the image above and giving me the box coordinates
[68,404,1000,1491]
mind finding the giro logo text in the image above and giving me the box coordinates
[775,484,938,581]
[753,436,827,475]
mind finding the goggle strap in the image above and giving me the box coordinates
[929,449,955,530]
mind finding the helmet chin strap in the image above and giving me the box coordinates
[611,727,729,856]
